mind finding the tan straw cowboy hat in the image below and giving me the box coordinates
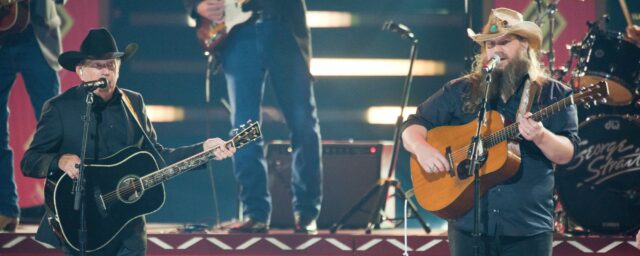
[468,7,543,50]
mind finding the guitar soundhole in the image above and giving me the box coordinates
[116,176,144,204]
[457,153,489,180]
[457,160,472,180]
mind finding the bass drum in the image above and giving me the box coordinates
[556,115,640,234]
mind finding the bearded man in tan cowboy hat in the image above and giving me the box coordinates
[21,27,236,256]
[402,8,580,256]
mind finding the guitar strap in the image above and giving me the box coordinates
[510,75,540,156]
[119,89,168,167]
[516,75,540,120]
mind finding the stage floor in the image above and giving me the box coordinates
[1,224,638,256]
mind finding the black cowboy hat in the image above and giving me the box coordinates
[58,27,138,71]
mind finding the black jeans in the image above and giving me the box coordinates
[449,227,553,256]
[62,219,146,256]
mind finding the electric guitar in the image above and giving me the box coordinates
[410,81,609,219]
[196,0,252,52]
[44,121,261,253]
[0,0,30,43]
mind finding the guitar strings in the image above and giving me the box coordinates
[99,142,229,204]
[415,95,580,190]
[98,130,253,205]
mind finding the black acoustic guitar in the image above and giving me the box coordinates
[44,121,261,253]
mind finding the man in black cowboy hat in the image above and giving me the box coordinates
[402,8,579,256]
[21,27,236,255]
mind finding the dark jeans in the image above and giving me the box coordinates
[219,15,322,222]
[448,226,553,256]
[0,25,60,218]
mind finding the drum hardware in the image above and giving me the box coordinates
[571,19,640,106]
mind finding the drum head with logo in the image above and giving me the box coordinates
[556,115,640,234]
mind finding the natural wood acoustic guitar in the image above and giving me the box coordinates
[410,81,609,219]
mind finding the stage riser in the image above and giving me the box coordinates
[1,234,638,256]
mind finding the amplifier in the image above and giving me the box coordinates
[267,140,394,229]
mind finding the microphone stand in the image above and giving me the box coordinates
[203,52,226,228]
[74,90,95,256]
[546,1,559,76]
[535,0,543,26]
[469,71,492,256]
[464,0,474,69]
[330,28,430,234]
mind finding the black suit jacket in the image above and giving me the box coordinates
[21,86,203,248]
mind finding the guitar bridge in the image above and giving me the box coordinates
[93,187,108,218]
[445,146,455,177]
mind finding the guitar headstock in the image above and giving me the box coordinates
[231,120,262,149]
[574,80,610,108]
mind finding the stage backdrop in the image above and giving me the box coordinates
[493,0,596,74]
[9,1,101,208]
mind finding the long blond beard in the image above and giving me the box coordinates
[463,46,546,113]
[489,49,531,103]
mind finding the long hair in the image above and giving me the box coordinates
[462,37,548,113]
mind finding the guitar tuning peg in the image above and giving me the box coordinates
[601,98,607,104]
[592,100,598,106]
[584,103,591,109]
[231,128,239,135]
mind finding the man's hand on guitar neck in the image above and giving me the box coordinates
[197,0,225,23]
[203,138,236,160]
[517,112,545,143]
[518,112,575,164]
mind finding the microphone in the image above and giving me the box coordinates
[482,55,501,74]
[80,78,108,91]
[382,21,416,42]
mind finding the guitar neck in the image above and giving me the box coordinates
[140,141,233,189]
[138,121,261,189]
[484,95,574,147]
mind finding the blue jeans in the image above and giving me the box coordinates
[0,25,60,218]
[219,15,322,222]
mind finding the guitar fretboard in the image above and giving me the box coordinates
[140,142,232,189]
[483,95,574,148]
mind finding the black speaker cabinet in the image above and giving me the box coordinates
[267,141,394,229]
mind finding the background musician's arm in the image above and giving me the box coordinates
[626,25,640,47]
[183,0,224,23]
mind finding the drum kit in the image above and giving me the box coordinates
[544,1,640,236]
